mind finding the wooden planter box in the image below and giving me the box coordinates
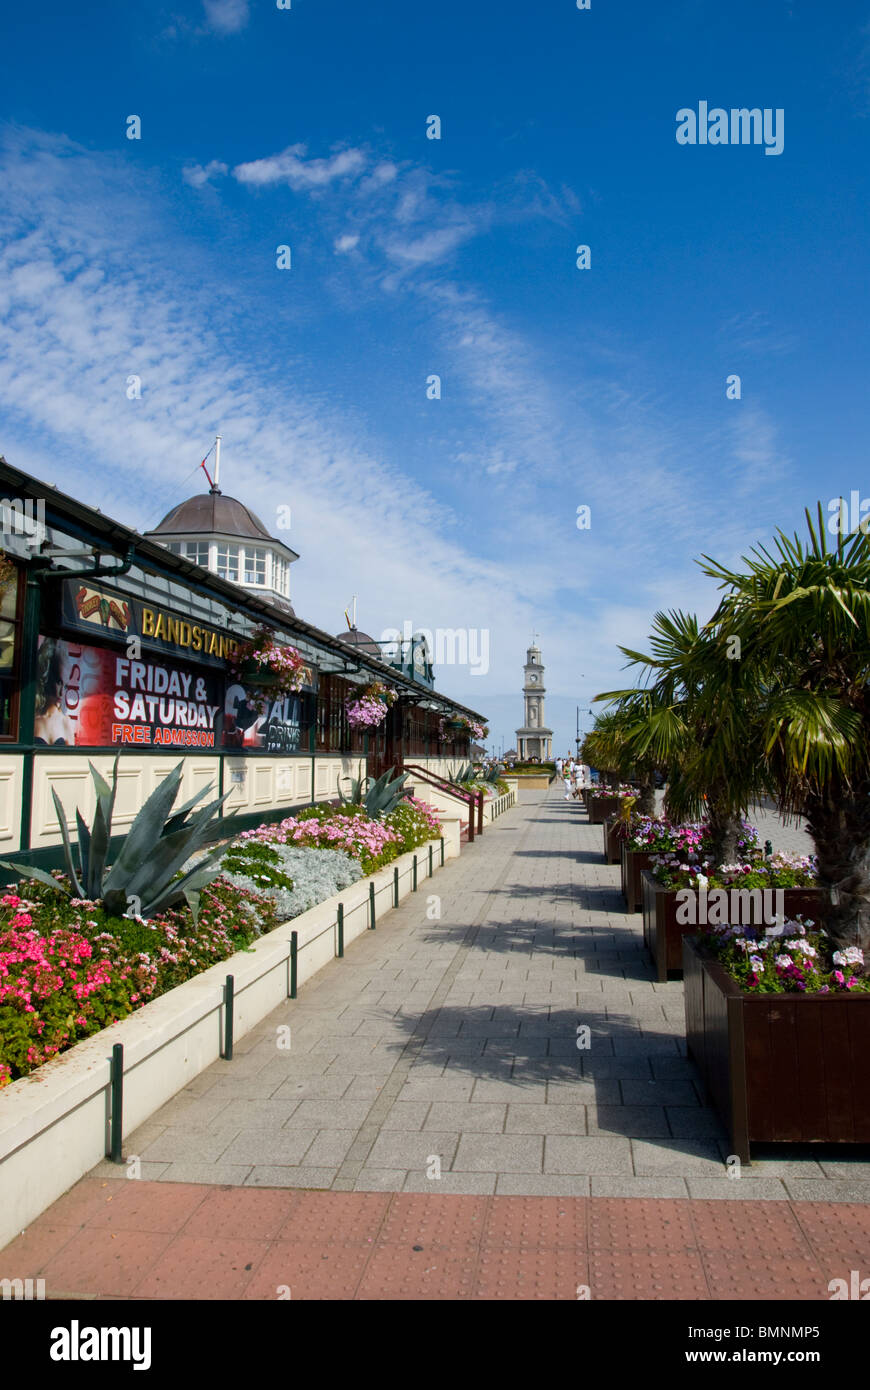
[642,871,828,983]
[587,794,623,824]
[684,936,870,1162]
[602,816,627,864]
[621,843,655,912]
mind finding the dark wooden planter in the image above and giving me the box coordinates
[621,843,655,913]
[602,816,627,864]
[684,935,870,1162]
[641,871,828,983]
[587,794,623,824]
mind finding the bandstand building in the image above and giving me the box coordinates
[0,456,488,872]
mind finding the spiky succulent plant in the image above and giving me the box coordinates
[0,755,232,924]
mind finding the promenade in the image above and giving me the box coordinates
[2,785,868,1299]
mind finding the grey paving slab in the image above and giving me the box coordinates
[219,1129,319,1165]
[424,1102,507,1133]
[590,1176,690,1198]
[631,1140,725,1176]
[244,1167,338,1188]
[452,1134,544,1173]
[365,1131,459,1170]
[587,1106,670,1138]
[139,1128,242,1164]
[402,1172,497,1194]
[159,1163,253,1185]
[495,1174,591,1196]
[504,1104,587,1136]
[543,1136,634,1175]
[686,1179,790,1200]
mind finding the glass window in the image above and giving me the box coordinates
[167,542,183,555]
[274,557,284,593]
[216,544,239,581]
[184,542,209,566]
[0,561,21,738]
[243,547,266,585]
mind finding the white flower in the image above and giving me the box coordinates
[775,954,793,969]
[786,939,816,957]
[695,874,709,890]
[832,946,864,967]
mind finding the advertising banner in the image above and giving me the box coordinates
[35,636,223,748]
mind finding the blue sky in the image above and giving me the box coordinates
[1,0,869,754]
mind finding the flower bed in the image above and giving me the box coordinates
[694,918,867,994]
[0,878,280,1086]
[240,798,440,876]
[0,798,442,1086]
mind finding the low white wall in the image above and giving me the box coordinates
[0,833,455,1249]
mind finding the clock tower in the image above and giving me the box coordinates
[515,638,553,762]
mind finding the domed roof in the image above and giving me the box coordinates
[146,490,274,543]
[335,627,384,661]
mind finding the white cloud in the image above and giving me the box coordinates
[182,160,229,189]
[202,0,249,34]
[333,233,360,254]
[232,145,367,190]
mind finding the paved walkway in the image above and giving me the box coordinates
[3,785,868,1299]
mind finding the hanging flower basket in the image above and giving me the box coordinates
[227,627,306,710]
[439,715,489,741]
[346,681,399,730]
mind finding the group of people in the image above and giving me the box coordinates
[556,756,588,800]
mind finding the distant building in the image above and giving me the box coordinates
[515,640,553,761]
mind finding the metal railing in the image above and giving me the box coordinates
[404,763,482,841]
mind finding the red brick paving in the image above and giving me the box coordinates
[2,1179,868,1299]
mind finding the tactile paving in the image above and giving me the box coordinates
[5,1175,870,1299]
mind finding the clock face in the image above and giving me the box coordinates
[528,674,538,683]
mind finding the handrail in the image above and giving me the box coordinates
[404,763,480,842]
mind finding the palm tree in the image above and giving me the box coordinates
[596,610,769,864]
[702,505,870,956]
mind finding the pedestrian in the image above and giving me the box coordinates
[563,770,572,800]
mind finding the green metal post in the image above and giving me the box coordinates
[413,855,418,891]
[110,1043,123,1163]
[429,843,433,877]
[290,931,298,998]
[393,866,399,907]
[337,902,344,957]
[440,837,445,867]
[223,975,234,1060]
[369,880,376,929]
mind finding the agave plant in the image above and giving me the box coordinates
[448,762,475,786]
[336,765,411,817]
[0,756,232,923]
[336,771,366,805]
[364,767,412,818]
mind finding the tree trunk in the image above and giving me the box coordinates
[803,786,870,961]
[705,801,744,868]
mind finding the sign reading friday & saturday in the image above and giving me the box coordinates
[35,636,222,747]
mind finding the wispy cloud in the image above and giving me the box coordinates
[202,0,250,35]
[182,159,229,189]
[232,145,367,190]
